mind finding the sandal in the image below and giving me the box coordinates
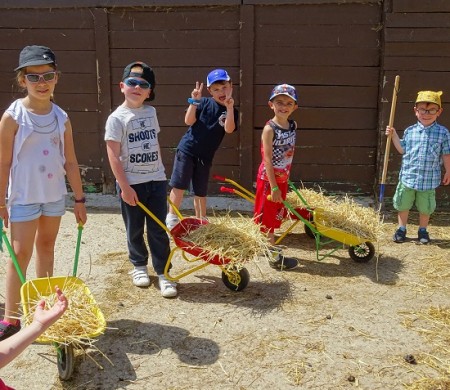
[0,321,21,341]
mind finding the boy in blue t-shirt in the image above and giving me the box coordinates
[166,69,238,228]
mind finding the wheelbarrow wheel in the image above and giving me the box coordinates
[222,267,250,291]
[303,224,316,239]
[348,242,375,263]
[57,343,75,381]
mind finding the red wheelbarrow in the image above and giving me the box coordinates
[137,202,250,291]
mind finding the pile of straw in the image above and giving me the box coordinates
[286,188,336,210]
[22,278,105,347]
[181,214,271,268]
[287,188,383,242]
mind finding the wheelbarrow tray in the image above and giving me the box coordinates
[20,275,106,344]
[171,217,232,266]
[312,208,370,247]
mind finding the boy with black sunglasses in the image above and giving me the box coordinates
[386,90,450,244]
[104,62,177,298]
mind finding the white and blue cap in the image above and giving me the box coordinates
[206,69,231,87]
[269,84,298,103]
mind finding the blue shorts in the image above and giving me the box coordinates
[169,149,212,197]
[9,197,66,223]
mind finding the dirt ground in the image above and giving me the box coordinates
[0,197,449,390]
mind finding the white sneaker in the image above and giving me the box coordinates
[165,213,180,230]
[158,275,178,298]
[129,266,150,287]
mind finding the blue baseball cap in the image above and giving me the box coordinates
[269,84,298,103]
[206,69,231,87]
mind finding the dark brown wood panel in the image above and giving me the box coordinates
[110,49,239,67]
[256,25,379,48]
[0,29,95,50]
[385,28,450,42]
[255,66,380,86]
[255,47,380,67]
[254,3,381,25]
[110,30,239,49]
[385,42,450,57]
[108,7,239,31]
[290,164,376,183]
[0,8,94,28]
[385,12,450,28]
[383,56,450,72]
[393,0,450,13]
[299,130,378,147]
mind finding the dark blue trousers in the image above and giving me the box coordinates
[118,180,170,275]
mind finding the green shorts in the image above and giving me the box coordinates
[393,182,436,215]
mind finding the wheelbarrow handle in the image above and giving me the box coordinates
[0,219,26,285]
[213,174,226,181]
[220,186,235,194]
[72,223,84,277]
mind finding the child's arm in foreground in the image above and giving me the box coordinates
[261,124,282,203]
[185,82,203,126]
[106,140,138,206]
[443,154,450,185]
[0,287,68,368]
[386,126,404,154]
[63,120,87,224]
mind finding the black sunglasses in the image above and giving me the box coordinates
[124,78,151,89]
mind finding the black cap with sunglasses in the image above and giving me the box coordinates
[122,61,156,101]
[15,45,57,71]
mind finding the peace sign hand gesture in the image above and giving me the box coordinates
[192,82,203,99]
[224,88,234,110]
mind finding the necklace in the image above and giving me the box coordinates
[28,114,57,129]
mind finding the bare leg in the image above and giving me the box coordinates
[3,220,39,323]
[34,216,61,278]
[168,188,185,215]
[418,213,430,229]
[397,210,409,227]
[268,232,275,246]
[194,196,207,219]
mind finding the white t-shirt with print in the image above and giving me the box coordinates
[104,104,166,185]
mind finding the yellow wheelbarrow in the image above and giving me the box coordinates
[284,182,376,262]
[0,221,106,380]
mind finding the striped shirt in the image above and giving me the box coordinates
[399,121,450,190]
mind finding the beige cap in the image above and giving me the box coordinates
[415,90,443,107]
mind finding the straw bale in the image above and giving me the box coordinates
[182,214,271,268]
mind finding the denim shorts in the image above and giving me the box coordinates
[9,197,66,222]
[169,149,212,197]
[393,182,436,215]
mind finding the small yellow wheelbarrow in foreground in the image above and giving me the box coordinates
[0,221,106,380]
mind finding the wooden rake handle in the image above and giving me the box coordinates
[381,75,400,185]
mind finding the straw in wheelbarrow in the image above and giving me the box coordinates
[181,213,272,269]
[287,187,383,242]
[22,276,106,348]
[316,195,384,242]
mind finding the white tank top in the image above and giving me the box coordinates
[6,100,68,205]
